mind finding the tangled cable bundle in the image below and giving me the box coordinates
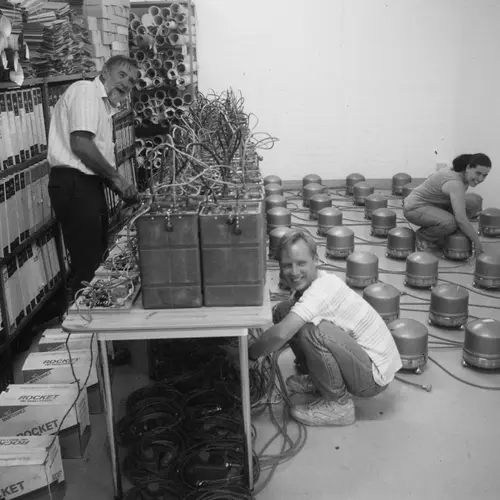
[124,480,182,500]
[123,427,189,486]
[126,384,184,414]
[184,485,255,500]
[118,398,184,446]
[136,89,278,198]
[176,441,260,492]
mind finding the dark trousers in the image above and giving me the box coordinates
[48,167,109,299]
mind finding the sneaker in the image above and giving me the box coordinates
[415,230,440,252]
[286,374,318,395]
[290,397,356,426]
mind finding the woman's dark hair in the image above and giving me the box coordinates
[452,153,492,172]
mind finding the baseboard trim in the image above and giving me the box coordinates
[280,178,426,190]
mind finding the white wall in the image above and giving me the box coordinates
[196,0,500,206]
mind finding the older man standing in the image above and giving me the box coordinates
[47,55,139,302]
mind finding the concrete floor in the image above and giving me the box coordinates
[33,189,500,499]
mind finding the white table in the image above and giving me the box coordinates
[62,288,272,498]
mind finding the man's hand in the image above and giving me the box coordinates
[111,175,139,202]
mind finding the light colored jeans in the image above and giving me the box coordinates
[273,301,386,403]
[403,193,481,243]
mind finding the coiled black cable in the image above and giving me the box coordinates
[176,441,260,492]
[184,485,255,499]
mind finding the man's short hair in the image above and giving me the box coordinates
[278,229,318,260]
[103,55,139,71]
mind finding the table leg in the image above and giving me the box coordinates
[100,339,123,498]
[238,335,254,490]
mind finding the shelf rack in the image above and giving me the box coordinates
[0,70,137,385]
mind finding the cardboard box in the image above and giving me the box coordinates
[0,435,65,500]
[0,384,90,459]
[21,345,103,415]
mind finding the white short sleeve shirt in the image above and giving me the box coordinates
[47,77,116,175]
[291,271,402,386]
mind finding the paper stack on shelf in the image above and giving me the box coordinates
[5,0,96,77]
[84,0,130,71]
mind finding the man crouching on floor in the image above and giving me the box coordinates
[247,229,402,426]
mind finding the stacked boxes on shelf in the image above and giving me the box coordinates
[84,0,131,70]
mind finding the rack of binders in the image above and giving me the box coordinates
[0,72,139,390]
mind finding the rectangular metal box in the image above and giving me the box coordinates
[199,201,266,306]
[136,208,203,309]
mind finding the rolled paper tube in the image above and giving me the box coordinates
[155,35,166,46]
[153,15,163,26]
[160,119,169,128]
[136,138,145,148]
[171,3,188,14]
[174,54,184,62]
[134,118,142,128]
[153,78,164,87]
[145,140,154,148]
[136,78,153,90]
[165,20,177,29]
[155,90,166,101]
[177,23,187,33]
[146,50,155,60]
[134,102,145,113]
[137,26,147,35]
[150,116,160,125]
[183,93,192,105]
[149,5,160,16]
[139,93,150,104]
[147,26,158,36]
[175,108,185,118]
[167,69,179,80]
[166,108,176,118]
[153,135,165,145]
[146,68,157,79]
[161,7,171,19]
[177,62,197,74]
[135,50,146,62]
[168,34,187,45]
[164,60,175,70]
[153,158,162,169]
[168,88,178,98]
[130,20,141,31]
[173,97,184,108]
[142,61,152,70]
[175,13,187,23]
[141,13,155,26]
[152,57,163,69]
[135,34,154,48]
[177,74,198,87]
[165,98,173,107]
[130,12,139,21]
[143,107,154,118]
